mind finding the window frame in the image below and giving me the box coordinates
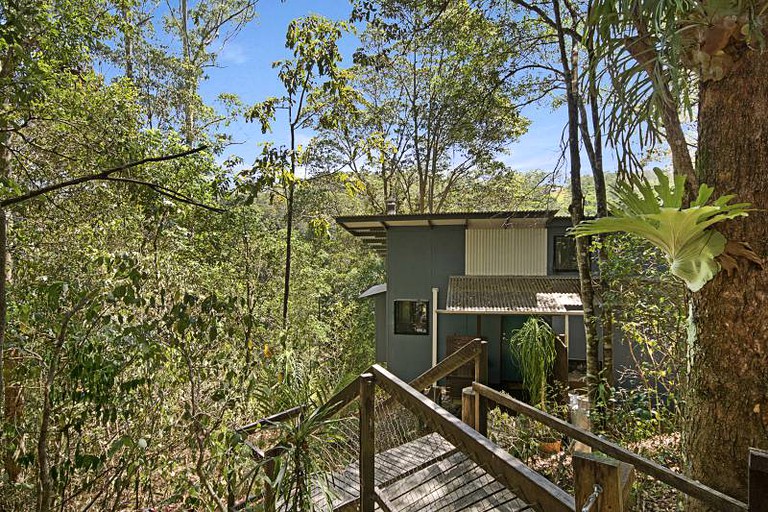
[553,235,579,273]
[393,299,430,335]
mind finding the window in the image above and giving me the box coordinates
[394,300,429,335]
[553,235,578,272]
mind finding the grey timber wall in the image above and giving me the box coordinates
[385,226,465,382]
[374,293,387,363]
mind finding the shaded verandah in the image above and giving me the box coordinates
[438,275,585,396]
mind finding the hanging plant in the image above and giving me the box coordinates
[571,168,757,292]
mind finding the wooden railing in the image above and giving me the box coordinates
[237,338,488,439]
[232,339,489,510]
[364,364,574,512]
[237,340,692,512]
[472,382,768,512]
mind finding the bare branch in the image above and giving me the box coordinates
[1,146,210,208]
[102,177,224,212]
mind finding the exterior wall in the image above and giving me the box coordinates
[374,294,387,363]
[437,314,503,386]
[385,226,465,382]
[465,228,547,275]
[551,315,587,360]
[377,219,634,387]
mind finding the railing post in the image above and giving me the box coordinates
[263,457,277,512]
[750,448,768,511]
[474,339,488,436]
[554,333,569,405]
[359,373,376,512]
[574,452,634,512]
[226,456,235,511]
[570,394,592,454]
[461,387,476,429]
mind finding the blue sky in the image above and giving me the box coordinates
[197,0,617,177]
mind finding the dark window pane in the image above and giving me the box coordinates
[394,300,429,335]
[554,235,578,272]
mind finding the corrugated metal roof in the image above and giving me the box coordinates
[359,284,386,298]
[335,210,566,257]
[445,275,583,314]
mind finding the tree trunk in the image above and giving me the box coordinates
[552,0,601,402]
[685,49,768,509]
[179,0,195,145]
[0,120,11,481]
[282,115,297,331]
[282,180,294,330]
[121,4,134,80]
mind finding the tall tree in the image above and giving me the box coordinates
[320,0,529,214]
[246,15,357,328]
[592,1,768,507]
[164,0,256,144]
[477,0,607,399]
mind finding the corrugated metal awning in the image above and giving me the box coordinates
[443,275,583,315]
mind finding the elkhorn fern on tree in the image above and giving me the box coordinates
[570,168,752,292]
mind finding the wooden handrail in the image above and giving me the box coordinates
[238,339,488,435]
[237,377,361,435]
[236,405,305,434]
[372,364,575,512]
[409,338,483,391]
[473,382,749,512]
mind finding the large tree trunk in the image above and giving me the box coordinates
[685,49,768,509]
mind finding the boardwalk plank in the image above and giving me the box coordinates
[311,432,536,512]
[390,458,478,511]
[427,472,497,512]
[381,452,468,503]
[467,487,531,512]
[399,463,487,512]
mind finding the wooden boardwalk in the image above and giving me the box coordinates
[311,433,533,511]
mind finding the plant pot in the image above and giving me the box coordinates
[538,439,562,455]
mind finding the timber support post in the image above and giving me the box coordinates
[474,339,488,436]
[461,387,476,430]
[574,452,634,511]
[554,333,569,405]
[359,373,376,512]
[263,457,277,512]
[749,448,768,511]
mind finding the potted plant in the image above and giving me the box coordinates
[508,318,561,453]
[509,317,556,408]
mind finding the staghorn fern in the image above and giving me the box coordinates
[571,168,751,292]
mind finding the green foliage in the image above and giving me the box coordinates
[314,0,530,214]
[508,318,556,408]
[580,231,687,454]
[0,6,380,510]
[572,168,751,291]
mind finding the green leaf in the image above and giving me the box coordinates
[572,169,751,292]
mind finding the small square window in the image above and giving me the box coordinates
[394,300,430,335]
[554,235,578,272]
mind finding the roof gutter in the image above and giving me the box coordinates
[436,309,584,316]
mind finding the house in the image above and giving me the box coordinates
[337,210,633,394]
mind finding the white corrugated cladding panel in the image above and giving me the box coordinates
[465,228,547,275]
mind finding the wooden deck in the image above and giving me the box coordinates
[311,433,533,511]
